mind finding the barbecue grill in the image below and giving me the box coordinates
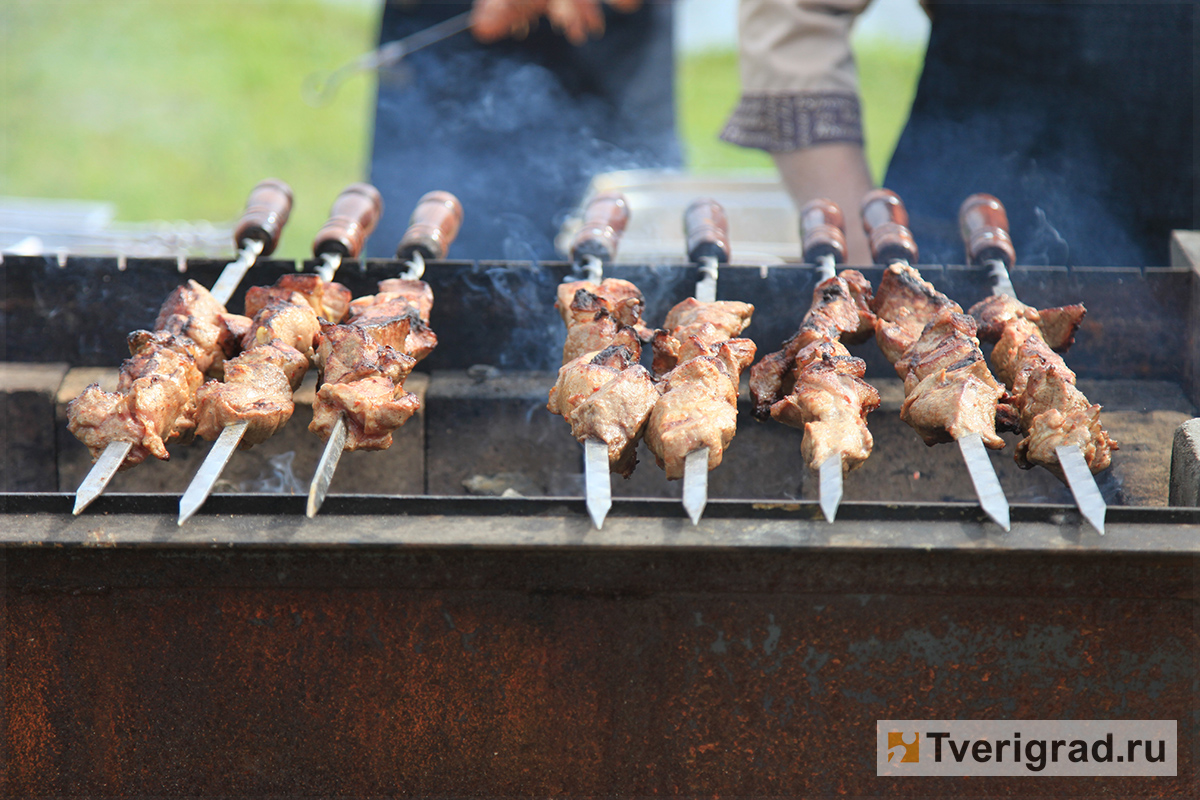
[2,237,1197,794]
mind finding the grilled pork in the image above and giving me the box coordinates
[67,331,204,467]
[968,294,1116,477]
[870,264,1005,451]
[548,278,657,476]
[644,299,756,479]
[749,271,879,473]
[309,281,434,451]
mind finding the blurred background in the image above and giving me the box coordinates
[0,0,928,260]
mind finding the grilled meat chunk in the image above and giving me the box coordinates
[969,298,1116,477]
[547,344,658,477]
[768,340,879,472]
[749,272,874,420]
[556,278,647,331]
[244,273,352,323]
[67,331,203,467]
[643,297,756,479]
[154,279,243,375]
[194,294,319,445]
[749,271,879,474]
[646,338,756,479]
[970,294,1085,351]
[310,280,435,452]
[871,264,1005,450]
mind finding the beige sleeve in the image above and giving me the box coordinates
[721,0,871,152]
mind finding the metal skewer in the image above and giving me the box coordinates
[306,190,461,517]
[73,179,293,515]
[861,189,1011,531]
[302,11,473,107]
[562,191,630,529]
[801,198,851,522]
[179,184,383,525]
[678,198,731,525]
[960,193,1105,533]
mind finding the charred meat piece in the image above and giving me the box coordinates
[560,288,642,364]
[749,272,874,420]
[645,337,756,479]
[154,279,244,375]
[768,340,879,472]
[244,273,353,323]
[547,344,658,478]
[557,278,646,328]
[241,292,321,357]
[643,296,756,479]
[968,298,1116,477]
[652,298,754,373]
[970,294,1085,351]
[871,264,1005,450]
[194,295,320,446]
[67,331,203,467]
[310,280,436,452]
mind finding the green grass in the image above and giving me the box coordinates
[1,2,924,258]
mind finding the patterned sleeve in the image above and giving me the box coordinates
[720,0,871,152]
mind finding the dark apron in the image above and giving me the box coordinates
[884,1,1196,267]
[367,1,680,261]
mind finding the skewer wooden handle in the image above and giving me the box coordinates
[233,178,294,256]
[861,188,919,265]
[684,197,730,263]
[568,191,630,265]
[312,183,384,259]
[799,197,847,265]
[396,190,464,261]
[958,193,1016,269]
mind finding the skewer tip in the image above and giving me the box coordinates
[958,434,1011,531]
[818,455,843,523]
[1057,445,1106,535]
[584,438,612,530]
[683,448,709,526]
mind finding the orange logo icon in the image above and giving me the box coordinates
[887,732,920,763]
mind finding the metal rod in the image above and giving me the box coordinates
[987,257,1106,533]
[307,415,349,518]
[581,254,603,285]
[72,441,132,515]
[584,438,612,529]
[816,253,837,282]
[958,433,1011,531]
[1057,445,1107,535]
[302,11,473,106]
[818,454,843,523]
[403,250,426,281]
[315,251,342,283]
[682,447,709,526]
[694,255,718,303]
[178,421,248,525]
[209,238,265,306]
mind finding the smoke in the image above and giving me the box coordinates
[240,451,305,495]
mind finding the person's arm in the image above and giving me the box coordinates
[471,0,642,46]
[721,0,874,264]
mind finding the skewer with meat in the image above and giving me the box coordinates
[861,189,1011,530]
[547,192,657,528]
[305,190,461,517]
[177,184,381,525]
[67,180,292,496]
[960,193,1115,532]
[547,279,659,480]
[638,199,755,524]
[748,199,879,522]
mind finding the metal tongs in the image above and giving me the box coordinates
[302,11,473,107]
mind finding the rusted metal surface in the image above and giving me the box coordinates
[4,535,1197,796]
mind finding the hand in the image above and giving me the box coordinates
[471,0,642,46]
